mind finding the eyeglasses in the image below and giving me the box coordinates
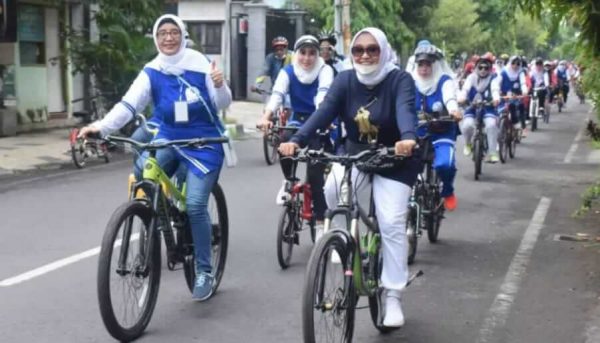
[156,30,181,39]
[299,48,317,56]
[351,45,380,58]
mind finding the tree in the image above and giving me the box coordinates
[427,0,490,58]
[63,0,163,107]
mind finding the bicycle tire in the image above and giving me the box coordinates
[498,118,508,164]
[473,136,482,180]
[97,201,161,342]
[406,206,418,265]
[263,134,276,165]
[71,133,88,169]
[302,232,355,343]
[426,172,443,243]
[368,287,397,334]
[276,206,295,269]
[184,183,229,295]
[509,128,517,158]
[543,108,549,124]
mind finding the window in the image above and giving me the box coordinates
[18,4,45,65]
[187,22,222,55]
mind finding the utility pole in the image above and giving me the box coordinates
[334,0,351,56]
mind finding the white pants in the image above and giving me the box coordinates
[461,116,498,153]
[324,163,411,291]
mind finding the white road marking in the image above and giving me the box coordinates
[477,197,552,343]
[0,233,139,287]
[563,120,586,163]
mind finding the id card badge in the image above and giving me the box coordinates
[174,101,189,123]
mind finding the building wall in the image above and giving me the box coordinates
[178,0,226,21]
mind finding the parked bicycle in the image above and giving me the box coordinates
[406,113,455,264]
[252,87,292,165]
[69,96,110,168]
[96,116,229,342]
[299,147,423,342]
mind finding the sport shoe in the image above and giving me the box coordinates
[315,223,324,242]
[463,144,472,156]
[192,271,214,301]
[444,194,457,211]
[275,180,290,205]
[383,290,405,327]
[486,153,500,164]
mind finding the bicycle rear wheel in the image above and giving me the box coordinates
[276,206,296,269]
[426,172,443,243]
[302,232,355,343]
[97,201,161,342]
[184,183,229,295]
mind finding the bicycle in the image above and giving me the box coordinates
[96,122,229,342]
[252,87,292,165]
[406,113,455,264]
[556,81,565,113]
[497,100,520,162]
[275,126,317,269]
[465,100,494,180]
[69,96,110,168]
[527,88,546,131]
[298,147,423,342]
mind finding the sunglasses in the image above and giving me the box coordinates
[351,45,380,58]
[478,65,490,71]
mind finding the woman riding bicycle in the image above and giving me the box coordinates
[257,35,335,240]
[410,42,462,211]
[496,55,529,137]
[458,52,501,163]
[530,57,550,113]
[280,27,421,328]
[78,14,232,301]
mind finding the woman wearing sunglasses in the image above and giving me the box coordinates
[410,42,462,211]
[279,27,420,328]
[458,52,501,163]
[257,35,335,240]
[496,55,529,137]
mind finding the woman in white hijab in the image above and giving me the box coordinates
[411,42,462,211]
[280,27,420,329]
[257,35,335,239]
[79,14,232,301]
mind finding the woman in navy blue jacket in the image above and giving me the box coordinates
[279,27,419,328]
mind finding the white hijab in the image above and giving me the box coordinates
[503,56,522,81]
[291,52,325,84]
[412,60,444,96]
[350,28,399,87]
[151,14,188,75]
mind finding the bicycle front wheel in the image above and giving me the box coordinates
[406,205,418,265]
[97,201,161,342]
[276,206,296,269]
[70,130,88,169]
[473,136,482,180]
[302,232,355,343]
[183,183,229,295]
[498,118,508,164]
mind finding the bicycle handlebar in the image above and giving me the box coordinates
[105,135,229,150]
[251,86,272,96]
[283,146,408,164]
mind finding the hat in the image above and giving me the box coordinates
[294,35,320,51]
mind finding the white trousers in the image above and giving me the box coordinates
[461,116,498,153]
[324,163,411,291]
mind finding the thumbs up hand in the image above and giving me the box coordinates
[210,60,224,88]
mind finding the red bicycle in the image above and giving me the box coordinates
[69,97,110,168]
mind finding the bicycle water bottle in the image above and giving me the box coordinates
[302,184,312,220]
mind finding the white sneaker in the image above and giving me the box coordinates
[275,180,290,205]
[315,223,324,242]
[383,291,405,327]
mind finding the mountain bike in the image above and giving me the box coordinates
[252,87,292,165]
[69,96,110,168]
[406,113,455,264]
[466,100,494,180]
[298,147,423,342]
[96,127,229,342]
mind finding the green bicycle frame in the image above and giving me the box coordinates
[137,155,187,213]
[349,215,380,297]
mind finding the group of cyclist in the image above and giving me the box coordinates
[78,12,583,332]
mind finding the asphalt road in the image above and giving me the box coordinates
[1,101,599,343]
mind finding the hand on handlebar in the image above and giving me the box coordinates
[279,142,299,156]
[77,126,100,139]
[395,139,417,157]
[256,115,273,133]
[450,110,463,122]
